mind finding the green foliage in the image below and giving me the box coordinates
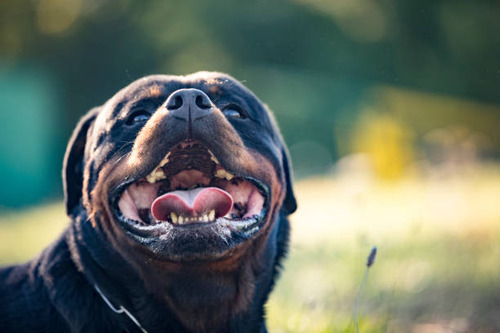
[1,0,500,205]
[1,0,499,126]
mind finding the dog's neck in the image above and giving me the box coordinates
[67,212,278,332]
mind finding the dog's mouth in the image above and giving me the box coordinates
[115,140,268,230]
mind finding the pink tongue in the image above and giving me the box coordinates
[151,187,233,221]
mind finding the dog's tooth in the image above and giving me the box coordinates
[203,215,209,222]
[146,173,156,183]
[156,169,166,179]
[209,150,220,164]
[159,152,171,167]
[178,216,184,224]
[214,169,235,180]
[208,210,215,221]
[170,212,178,223]
[215,169,228,179]
[146,152,171,183]
[146,168,166,183]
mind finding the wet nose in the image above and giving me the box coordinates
[165,88,213,121]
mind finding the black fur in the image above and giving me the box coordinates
[0,72,295,333]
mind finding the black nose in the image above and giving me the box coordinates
[166,88,213,121]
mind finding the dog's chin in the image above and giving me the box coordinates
[110,140,271,262]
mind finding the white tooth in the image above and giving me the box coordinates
[170,212,178,223]
[215,169,235,180]
[215,169,226,179]
[178,216,184,224]
[159,152,171,167]
[209,150,220,164]
[146,172,156,183]
[208,210,215,221]
[146,152,171,183]
[156,169,166,179]
[203,215,209,222]
[146,168,166,183]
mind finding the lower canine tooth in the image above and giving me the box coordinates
[208,210,215,221]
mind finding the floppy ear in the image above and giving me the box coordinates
[63,108,100,217]
[281,146,297,215]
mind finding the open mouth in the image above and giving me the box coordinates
[115,141,268,229]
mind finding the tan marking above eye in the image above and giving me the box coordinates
[148,85,164,97]
[208,85,221,95]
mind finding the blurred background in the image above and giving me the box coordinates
[0,0,499,331]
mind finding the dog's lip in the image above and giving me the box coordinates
[113,177,269,224]
[112,175,270,262]
[109,156,270,235]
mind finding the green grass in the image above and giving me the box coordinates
[267,232,500,332]
[1,173,499,332]
[0,202,67,265]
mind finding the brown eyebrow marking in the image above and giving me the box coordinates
[148,85,164,97]
[208,84,221,95]
[205,77,225,85]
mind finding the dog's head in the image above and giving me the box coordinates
[64,72,296,267]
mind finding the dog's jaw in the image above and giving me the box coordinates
[68,72,293,332]
[85,88,286,263]
[116,141,268,228]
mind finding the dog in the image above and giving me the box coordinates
[0,72,296,332]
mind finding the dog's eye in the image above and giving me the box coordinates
[126,110,151,125]
[222,105,245,119]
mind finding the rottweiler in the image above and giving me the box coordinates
[0,72,296,332]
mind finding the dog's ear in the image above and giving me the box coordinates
[281,146,297,215]
[63,108,100,217]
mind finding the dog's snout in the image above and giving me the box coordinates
[166,88,213,121]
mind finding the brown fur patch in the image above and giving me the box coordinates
[148,85,164,97]
[81,77,289,331]
[208,84,221,95]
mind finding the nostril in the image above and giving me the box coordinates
[167,95,183,110]
[195,95,211,109]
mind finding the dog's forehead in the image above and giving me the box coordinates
[94,72,263,128]
[91,73,238,131]
[89,72,279,151]
[113,72,250,104]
